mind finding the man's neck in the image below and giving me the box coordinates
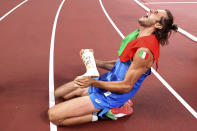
[137,26,155,38]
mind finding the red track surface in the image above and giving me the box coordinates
[0,0,24,17]
[0,0,196,131]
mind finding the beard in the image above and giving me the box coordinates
[138,17,155,27]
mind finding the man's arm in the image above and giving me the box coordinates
[95,59,116,71]
[75,47,154,93]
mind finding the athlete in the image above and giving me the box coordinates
[48,9,178,126]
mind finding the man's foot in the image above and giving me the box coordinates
[105,104,133,120]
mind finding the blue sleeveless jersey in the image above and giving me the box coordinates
[88,58,151,116]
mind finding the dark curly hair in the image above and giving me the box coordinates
[153,9,178,46]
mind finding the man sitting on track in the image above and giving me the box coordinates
[48,9,178,126]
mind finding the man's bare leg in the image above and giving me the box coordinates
[55,81,89,99]
[48,95,100,126]
[55,81,76,98]
[55,114,93,126]
[63,87,88,99]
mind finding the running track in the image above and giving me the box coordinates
[0,0,196,131]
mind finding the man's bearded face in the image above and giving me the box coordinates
[138,9,167,28]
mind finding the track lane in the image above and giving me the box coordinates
[54,0,122,88]
[0,0,24,17]
[0,0,28,22]
[0,0,61,130]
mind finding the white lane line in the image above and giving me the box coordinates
[49,0,66,131]
[0,0,28,21]
[178,27,197,42]
[144,2,197,5]
[99,0,197,119]
[134,0,150,11]
[151,69,197,119]
[99,0,125,39]
[134,0,197,42]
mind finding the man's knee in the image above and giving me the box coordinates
[48,109,56,122]
[48,109,64,126]
[54,89,61,98]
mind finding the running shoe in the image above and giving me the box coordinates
[126,99,133,107]
[105,104,133,120]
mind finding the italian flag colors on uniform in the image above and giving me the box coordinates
[139,50,149,60]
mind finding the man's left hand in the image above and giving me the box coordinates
[74,76,94,88]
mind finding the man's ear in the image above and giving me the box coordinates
[155,23,163,29]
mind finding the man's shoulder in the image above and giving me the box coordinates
[133,47,154,69]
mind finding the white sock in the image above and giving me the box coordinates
[92,114,98,122]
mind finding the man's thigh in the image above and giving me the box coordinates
[49,95,100,120]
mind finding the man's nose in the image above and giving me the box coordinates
[150,9,156,13]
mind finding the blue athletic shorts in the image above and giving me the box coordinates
[88,86,110,116]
